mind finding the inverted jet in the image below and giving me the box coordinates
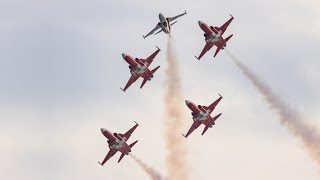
[143,11,187,39]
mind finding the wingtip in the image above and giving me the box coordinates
[218,93,223,98]
[184,10,187,14]
[143,35,146,39]
[98,162,103,166]
[182,134,187,138]
[120,87,125,92]
[134,121,139,126]
[230,14,234,19]
[156,46,161,51]
[195,56,200,60]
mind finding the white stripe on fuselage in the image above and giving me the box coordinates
[194,110,210,121]
[132,64,147,75]
[111,137,127,149]
[206,32,222,43]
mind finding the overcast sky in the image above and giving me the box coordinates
[0,0,319,179]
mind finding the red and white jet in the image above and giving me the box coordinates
[182,94,223,138]
[98,122,139,166]
[120,47,161,92]
[195,15,234,60]
[143,11,187,39]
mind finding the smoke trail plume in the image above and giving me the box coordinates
[130,154,166,180]
[163,37,190,180]
[225,49,320,167]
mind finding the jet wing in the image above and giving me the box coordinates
[144,47,161,67]
[143,24,161,39]
[99,149,117,166]
[123,121,139,141]
[195,42,214,60]
[182,121,201,138]
[218,15,234,35]
[203,94,223,114]
[120,74,139,92]
[169,10,187,22]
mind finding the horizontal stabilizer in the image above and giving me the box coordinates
[118,153,126,163]
[151,65,160,74]
[154,29,163,35]
[202,125,210,135]
[140,78,148,89]
[129,140,138,148]
[170,21,178,26]
[214,47,221,57]
[225,34,233,43]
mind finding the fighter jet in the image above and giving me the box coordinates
[182,94,223,138]
[195,15,234,60]
[143,11,187,39]
[98,122,139,165]
[120,47,161,92]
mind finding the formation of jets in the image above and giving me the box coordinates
[99,11,234,165]
[143,11,187,39]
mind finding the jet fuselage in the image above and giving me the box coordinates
[185,100,210,121]
[158,13,170,34]
[101,128,131,154]
[122,53,153,79]
[198,21,227,48]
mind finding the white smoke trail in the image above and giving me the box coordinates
[163,37,190,180]
[226,49,320,168]
[130,154,166,180]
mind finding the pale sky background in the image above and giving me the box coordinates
[0,0,320,180]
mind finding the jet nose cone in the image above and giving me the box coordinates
[122,53,127,58]
[101,128,106,133]
[185,100,191,105]
[198,21,204,26]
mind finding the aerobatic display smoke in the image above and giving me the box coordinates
[225,49,320,168]
[130,154,166,180]
[163,37,190,180]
